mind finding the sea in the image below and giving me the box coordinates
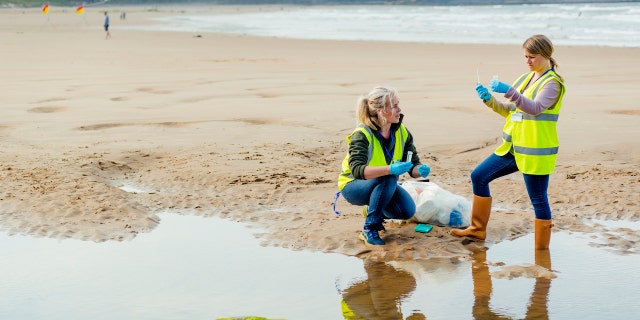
[131,2,640,47]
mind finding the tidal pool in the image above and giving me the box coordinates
[0,214,638,319]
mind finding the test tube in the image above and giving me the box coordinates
[406,151,413,162]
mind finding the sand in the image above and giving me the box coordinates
[1,5,638,262]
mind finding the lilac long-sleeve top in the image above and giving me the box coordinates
[486,78,561,117]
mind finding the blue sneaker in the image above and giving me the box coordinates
[359,229,385,245]
[374,223,386,233]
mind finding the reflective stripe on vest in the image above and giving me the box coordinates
[337,124,408,190]
[495,70,565,175]
[514,146,559,155]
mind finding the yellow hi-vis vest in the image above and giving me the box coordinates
[337,124,409,190]
[494,70,565,175]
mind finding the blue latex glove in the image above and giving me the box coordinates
[490,79,511,93]
[417,164,431,178]
[390,161,413,176]
[475,84,491,101]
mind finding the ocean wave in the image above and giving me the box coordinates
[126,2,640,47]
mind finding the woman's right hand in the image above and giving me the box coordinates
[418,164,431,178]
[476,84,491,101]
[390,162,413,176]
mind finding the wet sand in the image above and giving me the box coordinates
[1,5,639,263]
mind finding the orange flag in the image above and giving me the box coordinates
[42,2,49,14]
[75,5,84,15]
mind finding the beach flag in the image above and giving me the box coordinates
[76,5,84,15]
[42,2,49,14]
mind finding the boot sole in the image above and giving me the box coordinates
[450,229,486,240]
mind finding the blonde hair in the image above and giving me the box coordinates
[356,86,397,130]
[523,34,563,82]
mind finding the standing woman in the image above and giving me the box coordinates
[338,86,431,245]
[450,35,566,250]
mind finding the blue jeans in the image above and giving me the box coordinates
[341,175,415,230]
[471,153,552,220]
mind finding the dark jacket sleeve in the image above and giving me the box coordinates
[404,131,422,175]
[348,131,370,180]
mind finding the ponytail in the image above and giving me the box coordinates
[355,86,396,130]
[550,57,564,82]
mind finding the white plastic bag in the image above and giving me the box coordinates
[400,181,471,227]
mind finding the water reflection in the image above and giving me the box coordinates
[470,249,552,320]
[338,231,639,319]
[339,249,555,320]
[340,260,424,320]
[1,214,638,319]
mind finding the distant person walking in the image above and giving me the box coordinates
[104,11,111,39]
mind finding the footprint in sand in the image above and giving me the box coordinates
[609,109,640,116]
[110,97,131,101]
[77,123,127,131]
[35,97,67,103]
[77,121,199,131]
[442,106,481,113]
[137,87,173,94]
[27,106,67,113]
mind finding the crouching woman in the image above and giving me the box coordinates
[337,86,431,245]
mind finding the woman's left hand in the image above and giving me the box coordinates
[490,79,512,93]
[418,164,431,178]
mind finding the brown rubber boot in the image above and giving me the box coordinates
[535,219,553,250]
[534,249,551,270]
[450,195,492,240]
